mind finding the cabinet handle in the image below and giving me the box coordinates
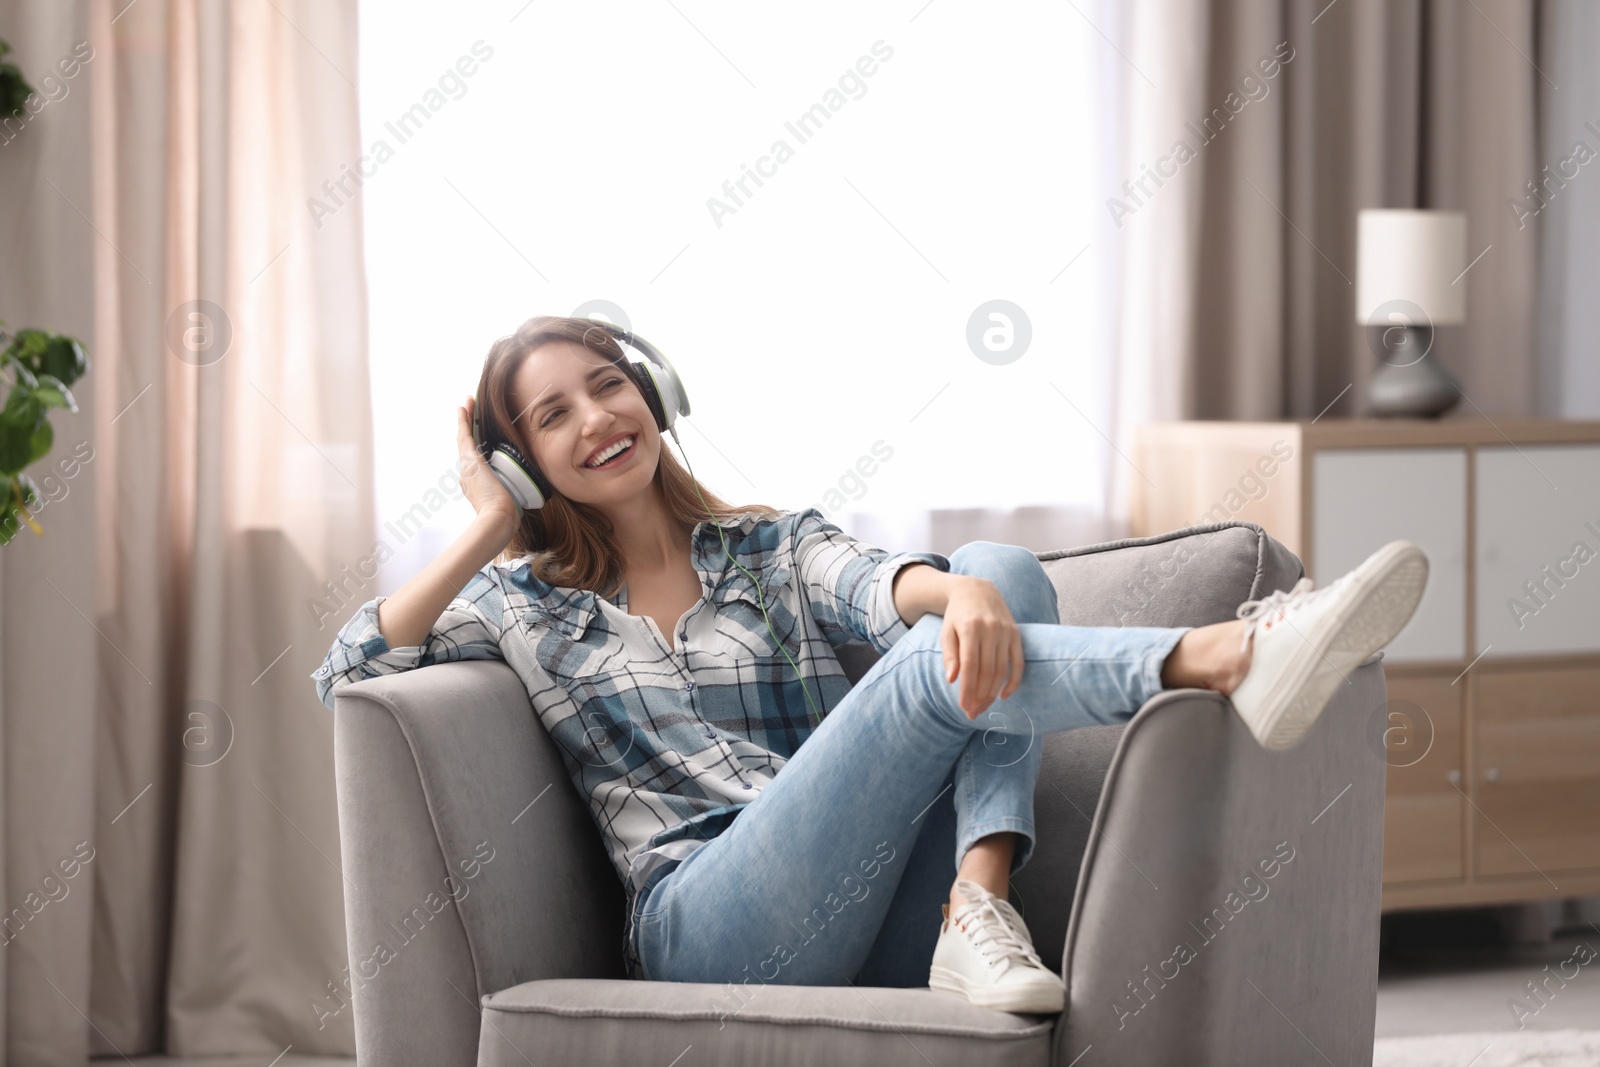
[1446,769,1461,785]
[1485,767,1501,783]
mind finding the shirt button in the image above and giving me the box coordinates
[683,681,695,691]
[706,728,716,738]
[741,781,752,790]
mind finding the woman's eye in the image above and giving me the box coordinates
[531,375,617,428]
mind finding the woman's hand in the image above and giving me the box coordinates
[457,395,520,544]
[940,576,1025,720]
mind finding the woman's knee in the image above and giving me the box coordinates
[947,542,1058,624]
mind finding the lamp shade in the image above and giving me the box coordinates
[1356,209,1467,326]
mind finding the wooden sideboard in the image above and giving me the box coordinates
[1131,419,1600,911]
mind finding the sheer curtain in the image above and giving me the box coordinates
[1090,0,1213,526]
[2,0,371,1059]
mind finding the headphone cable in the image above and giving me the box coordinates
[670,426,826,731]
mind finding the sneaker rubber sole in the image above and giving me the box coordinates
[1241,541,1429,751]
[929,964,1065,1014]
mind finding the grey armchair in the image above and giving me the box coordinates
[332,521,1387,1067]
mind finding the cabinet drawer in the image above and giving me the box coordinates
[1312,449,1467,662]
[1381,674,1464,885]
[1476,444,1600,657]
[1474,664,1600,879]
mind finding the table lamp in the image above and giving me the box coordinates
[1356,209,1466,418]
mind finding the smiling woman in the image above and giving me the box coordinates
[471,316,781,597]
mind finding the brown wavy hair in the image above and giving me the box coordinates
[475,316,780,596]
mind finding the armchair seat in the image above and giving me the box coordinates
[333,521,1387,1067]
[477,978,1052,1066]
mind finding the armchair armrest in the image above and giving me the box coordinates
[1050,656,1388,1067]
[1039,521,1305,629]
[333,658,623,1067]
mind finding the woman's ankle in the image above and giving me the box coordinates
[951,833,1017,912]
[1160,620,1252,693]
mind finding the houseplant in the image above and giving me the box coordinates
[0,325,90,544]
[1,39,93,544]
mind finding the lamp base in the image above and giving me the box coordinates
[1367,336,1462,419]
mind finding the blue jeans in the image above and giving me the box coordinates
[633,541,1190,990]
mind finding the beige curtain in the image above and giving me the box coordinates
[1536,0,1600,419]
[1108,0,1543,430]
[2,0,371,1060]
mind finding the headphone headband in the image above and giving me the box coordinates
[587,321,692,428]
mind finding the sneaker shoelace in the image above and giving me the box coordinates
[954,893,1046,974]
[1234,575,1340,652]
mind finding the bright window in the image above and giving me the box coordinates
[358,2,1105,588]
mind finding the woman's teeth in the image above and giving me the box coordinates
[586,436,635,467]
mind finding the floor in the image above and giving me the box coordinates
[1375,908,1600,1038]
[105,910,1600,1064]
[117,1059,351,1066]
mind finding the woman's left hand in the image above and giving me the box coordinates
[940,576,1024,720]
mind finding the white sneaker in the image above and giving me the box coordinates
[1228,540,1429,750]
[928,879,1065,1014]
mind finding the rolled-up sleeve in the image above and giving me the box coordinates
[310,566,509,711]
[790,508,950,653]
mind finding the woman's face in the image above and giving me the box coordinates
[508,339,662,509]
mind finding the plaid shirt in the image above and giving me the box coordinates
[311,507,950,980]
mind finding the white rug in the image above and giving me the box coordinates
[1374,1030,1600,1067]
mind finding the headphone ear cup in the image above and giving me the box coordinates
[488,440,552,511]
[629,360,671,432]
[658,355,690,420]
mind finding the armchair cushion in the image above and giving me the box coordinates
[477,979,1053,1067]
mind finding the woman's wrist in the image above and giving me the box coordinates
[377,509,516,649]
[470,508,515,547]
[468,507,518,557]
[892,564,969,625]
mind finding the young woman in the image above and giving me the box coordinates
[313,315,1428,1015]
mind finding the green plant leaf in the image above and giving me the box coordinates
[5,358,37,390]
[33,374,76,413]
[3,384,42,424]
[0,473,40,545]
[42,336,88,384]
[15,471,39,509]
[0,421,35,477]
[13,328,48,362]
[0,35,33,120]
[27,419,51,465]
